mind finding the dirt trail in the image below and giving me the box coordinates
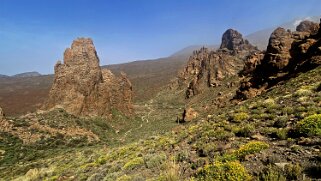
[123,99,155,138]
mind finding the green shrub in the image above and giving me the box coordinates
[123,157,145,170]
[233,112,249,122]
[145,153,167,168]
[295,114,321,136]
[235,141,269,159]
[196,161,251,181]
[276,129,288,140]
[260,165,286,181]
[116,175,132,181]
[95,156,107,165]
[273,116,288,128]
[234,124,255,137]
[158,160,181,181]
[294,88,313,97]
[315,82,321,92]
[284,163,302,180]
[282,107,294,115]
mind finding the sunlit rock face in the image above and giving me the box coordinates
[44,38,133,117]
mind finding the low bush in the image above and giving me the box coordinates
[232,112,249,122]
[235,141,269,159]
[122,157,145,170]
[234,124,255,137]
[196,161,251,181]
[295,114,321,137]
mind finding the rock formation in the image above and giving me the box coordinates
[177,108,198,123]
[236,19,321,100]
[220,29,256,53]
[296,20,319,35]
[44,38,133,117]
[178,29,258,98]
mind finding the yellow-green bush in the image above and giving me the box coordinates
[235,141,269,159]
[196,161,251,181]
[122,157,145,170]
[116,175,132,181]
[296,114,321,136]
[260,165,286,181]
[233,112,250,122]
[145,153,167,168]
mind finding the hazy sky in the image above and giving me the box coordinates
[1,0,321,75]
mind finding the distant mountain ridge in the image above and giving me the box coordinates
[0,71,42,78]
[0,74,9,78]
[13,71,41,77]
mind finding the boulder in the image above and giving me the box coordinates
[296,20,319,35]
[220,29,257,52]
[178,108,198,122]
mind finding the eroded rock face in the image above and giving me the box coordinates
[44,38,133,116]
[220,29,256,53]
[178,29,258,98]
[236,19,321,100]
[241,52,265,76]
[264,28,294,71]
[296,20,319,35]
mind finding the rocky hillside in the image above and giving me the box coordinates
[237,19,321,100]
[44,38,133,117]
[177,29,258,99]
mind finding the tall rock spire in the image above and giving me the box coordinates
[44,38,133,116]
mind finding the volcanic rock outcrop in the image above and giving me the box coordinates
[44,38,133,116]
[296,20,319,35]
[220,29,256,53]
[178,29,258,98]
[236,19,321,100]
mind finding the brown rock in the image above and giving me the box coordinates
[178,108,198,122]
[296,20,319,35]
[178,29,258,98]
[220,29,257,52]
[264,27,294,71]
[44,38,133,117]
[236,18,321,100]
[241,52,265,76]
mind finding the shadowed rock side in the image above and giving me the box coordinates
[43,38,133,117]
[296,20,319,35]
[178,29,258,98]
[236,19,321,100]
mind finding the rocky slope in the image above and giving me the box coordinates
[43,38,133,117]
[178,29,258,99]
[237,19,321,100]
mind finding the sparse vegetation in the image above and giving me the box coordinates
[196,161,251,181]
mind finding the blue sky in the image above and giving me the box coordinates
[1,0,321,75]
